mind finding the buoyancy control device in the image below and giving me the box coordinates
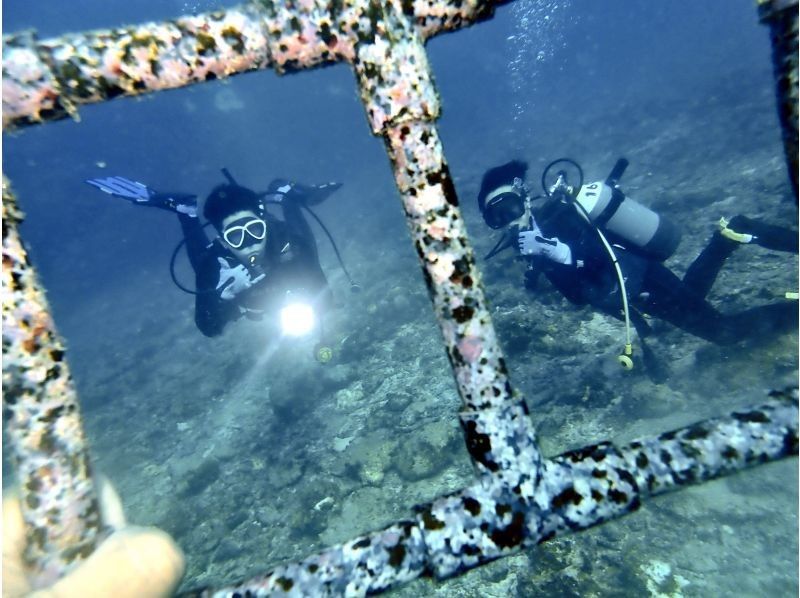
[543,157,681,261]
[541,157,683,372]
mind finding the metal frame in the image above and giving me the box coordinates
[2,0,797,595]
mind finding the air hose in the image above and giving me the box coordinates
[571,203,635,369]
[170,222,216,295]
[298,203,360,292]
[543,158,635,369]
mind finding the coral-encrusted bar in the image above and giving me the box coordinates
[2,0,507,130]
[2,32,71,127]
[3,0,798,594]
[351,0,440,133]
[184,521,426,597]
[382,121,542,480]
[407,0,500,40]
[414,390,798,579]
[2,4,271,130]
[256,0,356,71]
[620,389,799,497]
[186,392,797,593]
[383,122,511,412]
[1,180,107,587]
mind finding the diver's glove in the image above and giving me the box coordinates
[216,258,256,300]
[303,181,343,205]
[518,230,572,265]
[266,180,343,206]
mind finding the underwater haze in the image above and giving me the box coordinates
[3,0,798,596]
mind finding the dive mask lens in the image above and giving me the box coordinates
[244,219,266,241]
[484,192,524,229]
[223,218,267,249]
[223,227,246,248]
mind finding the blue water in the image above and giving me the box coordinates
[3,1,797,595]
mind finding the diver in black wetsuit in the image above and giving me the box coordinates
[478,159,798,376]
[86,174,342,361]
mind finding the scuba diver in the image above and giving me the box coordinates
[478,158,798,380]
[86,171,352,362]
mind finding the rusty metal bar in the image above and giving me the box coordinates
[1,0,505,131]
[415,390,798,580]
[3,0,798,595]
[757,0,799,199]
[346,0,543,480]
[2,5,271,129]
[1,180,109,588]
[182,391,797,595]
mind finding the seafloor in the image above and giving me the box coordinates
[4,22,799,598]
[35,82,799,597]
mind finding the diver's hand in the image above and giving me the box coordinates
[315,181,342,193]
[518,231,572,265]
[216,258,255,301]
[3,486,184,598]
[268,180,343,206]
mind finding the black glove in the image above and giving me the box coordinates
[305,181,342,206]
[266,180,342,206]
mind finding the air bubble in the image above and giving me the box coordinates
[508,0,574,122]
[181,0,225,15]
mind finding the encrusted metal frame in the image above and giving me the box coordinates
[2,0,798,595]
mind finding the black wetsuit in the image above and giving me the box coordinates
[527,199,798,345]
[180,180,332,337]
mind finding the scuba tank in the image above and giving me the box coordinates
[541,157,680,371]
[572,159,681,261]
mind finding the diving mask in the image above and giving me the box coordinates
[483,177,528,229]
[223,217,267,249]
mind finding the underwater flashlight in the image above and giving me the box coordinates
[280,302,316,337]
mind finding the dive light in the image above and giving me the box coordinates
[280,301,316,337]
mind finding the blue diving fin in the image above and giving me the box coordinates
[85,176,152,202]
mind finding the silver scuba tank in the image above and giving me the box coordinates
[574,180,681,261]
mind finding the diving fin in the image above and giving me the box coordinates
[85,176,152,202]
[85,176,196,214]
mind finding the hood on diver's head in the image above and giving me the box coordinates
[204,184,264,231]
[477,160,529,217]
